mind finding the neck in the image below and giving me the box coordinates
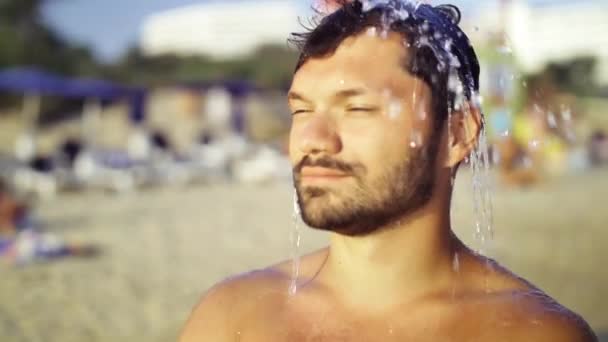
[320,194,461,311]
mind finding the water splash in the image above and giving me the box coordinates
[289,190,302,295]
[468,119,494,256]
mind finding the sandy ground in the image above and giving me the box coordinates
[1,168,607,342]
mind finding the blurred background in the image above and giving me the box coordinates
[0,0,606,341]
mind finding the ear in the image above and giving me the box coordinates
[443,102,482,168]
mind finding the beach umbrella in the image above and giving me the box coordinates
[0,67,147,158]
[0,67,70,160]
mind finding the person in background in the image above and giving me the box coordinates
[0,180,98,265]
[589,130,608,166]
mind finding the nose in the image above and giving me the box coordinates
[298,115,342,155]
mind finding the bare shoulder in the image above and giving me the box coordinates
[464,257,597,341]
[489,289,598,342]
[179,268,288,342]
[179,248,328,341]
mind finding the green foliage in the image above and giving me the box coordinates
[544,57,597,95]
[107,44,298,89]
[0,0,99,75]
[0,0,299,91]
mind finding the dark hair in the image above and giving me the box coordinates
[289,0,480,131]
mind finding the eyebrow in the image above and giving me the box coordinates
[288,87,369,103]
[287,91,310,102]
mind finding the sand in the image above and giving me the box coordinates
[1,168,607,342]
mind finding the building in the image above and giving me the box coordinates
[140,0,302,59]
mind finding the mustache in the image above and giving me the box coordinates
[293,155,362,175]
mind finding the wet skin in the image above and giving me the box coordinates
[182,248,595,341]
[180,32,597,342]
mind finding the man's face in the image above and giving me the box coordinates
[288,31,440,236]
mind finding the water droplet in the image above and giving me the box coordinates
[289,190,302,295]
[388,100,402,120]
[412,78,420,115]
[409,130,423,148]
[362,0,374,12]
[417,109,427,121]
[474,94,484,107]
[448,72,464,94]
[452,252,460,273]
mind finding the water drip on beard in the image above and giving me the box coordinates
[289,190,303,295]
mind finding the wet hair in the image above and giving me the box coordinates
[289,0,480,131]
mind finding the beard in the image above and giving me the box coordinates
[293,140,438,237]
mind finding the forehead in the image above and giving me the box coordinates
[291,31,417,96]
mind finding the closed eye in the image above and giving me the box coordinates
[292,109,312,115]
[346,107,378,113]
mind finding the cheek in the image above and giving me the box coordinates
[341,121,411,162]
[288,124,301,163]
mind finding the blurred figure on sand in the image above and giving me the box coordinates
[0,181,99,265]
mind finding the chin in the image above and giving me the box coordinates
[299,202,375,236]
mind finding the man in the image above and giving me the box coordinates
[181,1,597,340]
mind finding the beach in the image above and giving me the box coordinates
[1,168,607,342]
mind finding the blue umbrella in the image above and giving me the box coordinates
[0,67,69,96]
[0,67,147,123]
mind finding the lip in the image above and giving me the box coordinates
[300,167,349,181]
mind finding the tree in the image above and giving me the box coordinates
[0,0,99,75]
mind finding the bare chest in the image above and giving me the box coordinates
[235,302,488,342]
